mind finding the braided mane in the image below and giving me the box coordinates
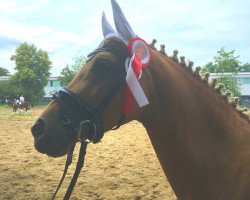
[148,39,250,123]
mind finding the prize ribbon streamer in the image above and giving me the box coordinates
[122,54,149,114]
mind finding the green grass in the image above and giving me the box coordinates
[0,106,43,120]
[0,113,36,120]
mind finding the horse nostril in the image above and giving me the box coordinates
[31,118,45,140]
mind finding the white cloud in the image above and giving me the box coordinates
[0,19,52,40]
[0,19,89,51]
[0,49,16,73]
[0,0,51,16]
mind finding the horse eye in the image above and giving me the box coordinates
[92,58,113,72]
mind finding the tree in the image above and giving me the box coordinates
[202,47,241,96]
[0,80,22,103]
[71,51,86,72]
[0,67,10,76]
[58,51,86,86]
[201,62,216,75]
[213,48,241,73]
[216,76,241,97]
[10,42,52,105]
[238,62,250,72]
[58,65,75,86]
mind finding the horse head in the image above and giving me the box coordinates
[31,0,151,157]
[6,99,13,106]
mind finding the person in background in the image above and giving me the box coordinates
[14,98,19,106]
[19,95,24,105]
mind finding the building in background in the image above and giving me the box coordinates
[42,77,62,104]
[210,72,250,107]
[0,76,10,81]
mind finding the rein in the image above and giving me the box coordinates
[51,46,127,200]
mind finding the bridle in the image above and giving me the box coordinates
[51,46,128,200]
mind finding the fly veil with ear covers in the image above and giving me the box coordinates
[51,1,151,199]
[101,0,151,128]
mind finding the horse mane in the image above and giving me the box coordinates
[148,39,250,124]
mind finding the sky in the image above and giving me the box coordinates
[0,0,249,76]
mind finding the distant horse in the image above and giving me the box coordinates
[5,100,18,112]
[18,101,30,112]
[31,1,250,200]
[6,99,30,112]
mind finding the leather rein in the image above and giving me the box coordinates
[51,47,127,200]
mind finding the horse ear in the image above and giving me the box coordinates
[102,12,116,37]
[111,0,137,42]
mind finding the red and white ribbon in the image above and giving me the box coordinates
[122,37,151,114]
[125,54,149,109]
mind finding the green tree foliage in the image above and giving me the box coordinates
[71,52,86,72]
[10,42,52,105]
[238,62,250,72]
[0,80,22,103]
[217,76,241,97]
[202,47,241,97]
[59,51,86,86]
[0,67,10,76]
[213,48,241,73]
[201,62,216,75]
[202,48,241,73]
[58,65,75,86]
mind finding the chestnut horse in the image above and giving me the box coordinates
[31,0,250,199]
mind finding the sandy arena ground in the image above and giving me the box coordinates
[0,107,176,200]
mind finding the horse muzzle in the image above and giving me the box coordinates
[31,116,74,157]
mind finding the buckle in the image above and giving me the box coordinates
[62,117,71,126]
[78,120,97,143]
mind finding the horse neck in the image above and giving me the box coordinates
[139,51,250,199]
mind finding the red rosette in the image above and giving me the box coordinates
[128,37,151,68]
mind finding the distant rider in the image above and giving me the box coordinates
[19,95,24,105]
[14,99,19,106]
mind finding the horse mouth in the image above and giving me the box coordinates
[34,140,68,157]
[33,130,78,157]
[34,140,46,154]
